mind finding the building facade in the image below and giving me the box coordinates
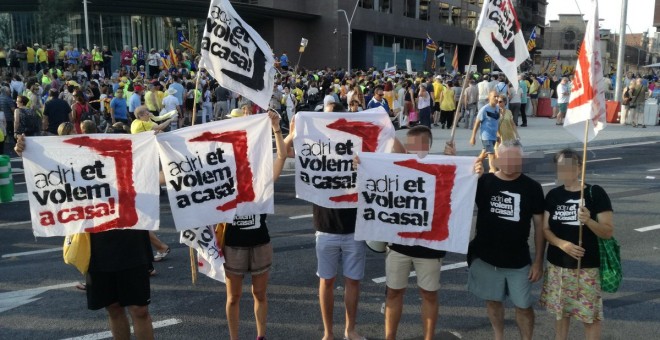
[2,0,547,73]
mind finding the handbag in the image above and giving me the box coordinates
[588,185,622,293]
[63,233,91,275]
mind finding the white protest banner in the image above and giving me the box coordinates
[180,226,226,283]
[22,133,160,237]
[293,108,395,208]
[476,0,529,92]
[157,115,273,230]
[201,0,276,110]
[354,153,478,253]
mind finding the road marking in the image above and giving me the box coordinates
[278,173,296,177]
[60,318,183,340]
[635,225,660,232]
[0,282,78,313]
[541,182,556,187]
[2,247,63,258]
[289,214,313,220]
[647,176,656,180]
[11,169,23,174]
[0,220,31,227]
[649,168,660,172]
[0,192,29,203]
[586,157,622,163]
[372,261,468,283]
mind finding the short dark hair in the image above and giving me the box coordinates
[554,148,582,166]
[406,125,433,146]
[374,85,384,92]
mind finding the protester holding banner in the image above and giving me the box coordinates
[381,126,483,340]
[470,91,500,173]
[467,140,545,340]
[539,149,614,340]
[223,109,288,340]
[130,106,176,134]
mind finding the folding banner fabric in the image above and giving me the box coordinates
[293,108,395,209]
[157,115,273,230]
[354,153,478,253]
[22,133,160,237]
[180,226,226,283]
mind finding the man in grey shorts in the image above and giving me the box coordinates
[467,140,545,340]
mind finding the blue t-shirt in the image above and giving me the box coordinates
[519,80,529,104]
[110,97,128,120]
[280,54,289,67]
[128,93,141,113]
[169,82,185,105]
[477,104,499,141]
[367,97,390,114]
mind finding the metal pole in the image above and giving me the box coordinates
[100,14,104,48]
[348,26,352,74]
[83,0,90,49]
[614,0,628,102]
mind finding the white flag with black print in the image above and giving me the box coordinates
[201,0,276,109]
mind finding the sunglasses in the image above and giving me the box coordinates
[498,100,505,103]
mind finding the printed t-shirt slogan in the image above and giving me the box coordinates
[293,108,395,209]
[201,0,276,110]
[157,115,273,230]
[354,153,478,253]
[22,133,160,237]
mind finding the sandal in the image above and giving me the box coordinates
[154,247,170,262]
[148,268,157,276]
[75,283,86,291]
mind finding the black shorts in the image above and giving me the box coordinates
[434,102,441,112]
[86,264,151,310]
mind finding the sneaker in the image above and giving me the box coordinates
[642,125,647,128]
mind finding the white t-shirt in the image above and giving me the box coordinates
[418,93,431,110]
[557,83,570,104]
[162,95,179,112]
[323,94,335,107]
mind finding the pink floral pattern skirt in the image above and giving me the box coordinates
[539,263,603,323]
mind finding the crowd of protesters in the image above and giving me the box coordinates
[7,42,618,340]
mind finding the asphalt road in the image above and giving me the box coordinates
[1,141,659,339]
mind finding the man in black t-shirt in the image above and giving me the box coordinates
[42,89,71,135]
[467,140,545,340]
[549,75,559,118]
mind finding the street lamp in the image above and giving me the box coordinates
[83,0,91,49]
[337,0,359,74]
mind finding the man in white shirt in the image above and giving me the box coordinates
[478,75,491,112]
[323,86,336,109]
[162,87,180,129]
[556,77,570,125]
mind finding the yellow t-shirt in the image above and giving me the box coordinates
[92,50,103,62]
[144,91,164,112]
[433,81,444,102]
[26,47,35,63]
[37,48,47,63]
[440,87,456,111]
[58,50,66,62]
[130,119,155,134]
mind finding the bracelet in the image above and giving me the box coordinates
[273,130,281,134]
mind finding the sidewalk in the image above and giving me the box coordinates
[406,115,660,156]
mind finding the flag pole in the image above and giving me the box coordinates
[577,119,589,293]
[449,31,479,144]
[189,247,197,285]
[188,58,203,285]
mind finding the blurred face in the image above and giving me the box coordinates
[241,105,251,116]
[496,146,523,176]
[497,97,506,108]
[405,134,431,158]
[374,88,384,99]
[555,155,580,185]
[116,90,124,98]
[488,91,498,106]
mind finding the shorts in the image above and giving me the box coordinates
[467,258,533,308]
[386,249,442,291]
[433,102,441,112]
[481,139,496,154]
[86,264,151,310]
[551,98,558,107]
[558,103,568,113]
[224,242,273,276]
[315,231,366,280]
[529,93,538,99]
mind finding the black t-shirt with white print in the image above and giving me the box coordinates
[472,173,545,269]
[224,214,270,247]
[545,184,613,269]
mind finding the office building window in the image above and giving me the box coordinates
[465,10,477,30]
[359,0,374,10]
[404,0,416,18]
[420,0,431,21]
[452,7,461,27]
[439,2,451,25]
[379,0,392,13]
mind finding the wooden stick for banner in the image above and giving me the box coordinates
[189,247,197,285]
[191,67,203,126]
[576,120,589,294]
[449,32,479,145]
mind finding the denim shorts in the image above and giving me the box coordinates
[315,232,366,280]
[481,139,496,154]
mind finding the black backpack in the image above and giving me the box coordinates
[18,108,42,136]
[78,103,97,123]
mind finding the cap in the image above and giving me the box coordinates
[166,87,177,95]
[134,85,143,92]
[227,108,244,118]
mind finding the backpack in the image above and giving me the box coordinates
[77,103,96,123]
[47,49,56,63]
[17,108,42,136]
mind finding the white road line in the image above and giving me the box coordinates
[541,182,556,187]
[2,247,63,258]
[278,173,296,177]
[585,157,622,163]
[635,225,660,232]
[0,192,29,203]
[648,168,660,172]
[0,281,78,313]
[0,220,31,228]
[372,261,468,284]
[60,318,182,340]
[289,214,313,220]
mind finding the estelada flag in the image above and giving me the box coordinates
[563,0,606,142]
[169,41,178,67]
[476,0,529,91]
[201,0,276,110]
[452,45,459,71]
